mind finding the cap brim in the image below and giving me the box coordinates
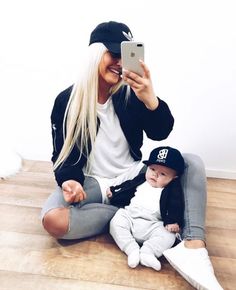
[143,160,153,166]
[142,160,166,167]
[103,42,121,54]
[143,160,184,175]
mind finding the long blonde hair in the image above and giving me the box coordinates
[53,43,123,171]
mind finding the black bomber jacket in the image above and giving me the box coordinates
[51,85,174,187]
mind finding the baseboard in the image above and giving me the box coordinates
[206,169,236,180]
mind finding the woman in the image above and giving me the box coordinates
[41,21,223,290]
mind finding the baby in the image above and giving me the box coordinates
[107,146,185,270]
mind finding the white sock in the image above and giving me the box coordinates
[128,249,140,268]
[140,253,161,271]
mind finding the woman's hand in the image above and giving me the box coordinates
[165,223,180,233]
[122,60,159,110]
[62,180,87,203]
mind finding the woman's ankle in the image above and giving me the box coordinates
[184,239,206,249]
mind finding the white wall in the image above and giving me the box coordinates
[1,0,236,179]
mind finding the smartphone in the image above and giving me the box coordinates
[121,41,144,76]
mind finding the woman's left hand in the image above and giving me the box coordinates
[122,60,159,110]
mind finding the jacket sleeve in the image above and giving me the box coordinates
[51,90,68,164]
[50,87,86,187]
[109,181,136,208]
[109,173,146,207]
[161,179,185,227]
[141,96,174,140]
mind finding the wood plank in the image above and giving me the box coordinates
[0,243,193,290]
[207,190,236,209]
[0,171,55,188]
[207,178,236,194]
[0,183,50,208]
[21,159,53,173]
[0,204,45,236]
[0,270,149,290]
[0,229,193,289]
[0,231,59,250]
[206,227,236,259]
[206,206,236,230]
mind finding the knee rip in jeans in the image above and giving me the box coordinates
[42,207,69,237]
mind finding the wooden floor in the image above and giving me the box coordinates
[0,160,235,290]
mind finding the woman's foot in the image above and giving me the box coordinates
[184,239,205,249]
[163,241,224,289]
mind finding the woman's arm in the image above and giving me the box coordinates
[50,87,86,187]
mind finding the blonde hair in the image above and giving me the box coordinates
[54,43,123,171]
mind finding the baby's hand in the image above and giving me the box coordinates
[165,223,180,233]
[106,188,113,198]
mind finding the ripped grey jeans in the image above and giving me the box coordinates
[41,153,207,241]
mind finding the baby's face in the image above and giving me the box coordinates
[145,164,177,188]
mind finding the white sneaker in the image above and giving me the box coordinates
[163,241,224,290]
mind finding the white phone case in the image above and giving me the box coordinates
[121,41,144,76]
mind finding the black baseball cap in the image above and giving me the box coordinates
[89,21,133,54]
[143,146,185,175]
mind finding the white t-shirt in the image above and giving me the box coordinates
[128,181,162,218]
[85,97,143,202]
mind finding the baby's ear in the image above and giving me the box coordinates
[174,175,178,179]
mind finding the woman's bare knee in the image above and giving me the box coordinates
[42,207,69,238]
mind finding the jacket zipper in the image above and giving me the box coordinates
[52,124,57,152]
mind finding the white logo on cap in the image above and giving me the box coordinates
[122,31,133,41]
[157,149,168,160]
